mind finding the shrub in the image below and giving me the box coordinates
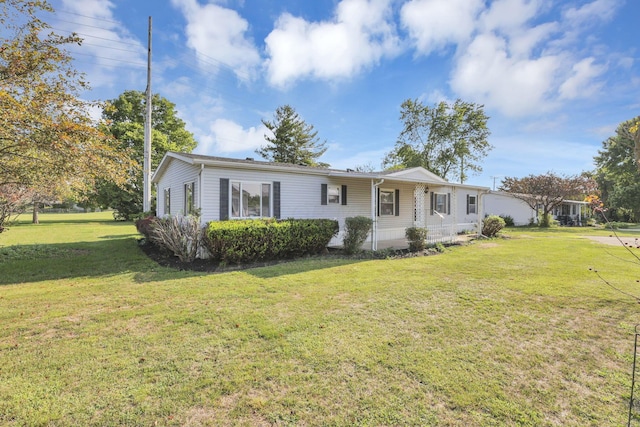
[150,215,205,263]
[499,215,515,227]
[204,218,339,264]
[135,215,156,240]
[342,216,373,254]
[482,215,506,237]
[405,227,428,252]
[432,242,445,253]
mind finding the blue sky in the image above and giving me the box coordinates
[48,0,640,188]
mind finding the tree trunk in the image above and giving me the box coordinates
[32,202,39,224]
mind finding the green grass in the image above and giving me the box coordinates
[1,214,640,426]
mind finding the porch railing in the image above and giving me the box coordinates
[426,222,478,244]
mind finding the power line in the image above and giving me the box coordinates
[72,51,146,67]
[55,9,122,26]
[51,27,142,47]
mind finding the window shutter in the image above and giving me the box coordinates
[273,181,281,219]
[321,183,327,205]
[447,192,451,215]
[395,189,400,216]
[220,178,229,220]
[341,185,347,205]
[377,187,380,216]
[430,192,434,215]
[466,194,470,215]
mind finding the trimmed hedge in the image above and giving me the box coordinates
[204,218,339,264]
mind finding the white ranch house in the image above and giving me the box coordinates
[152,152,493,250]
[484,191,588,226]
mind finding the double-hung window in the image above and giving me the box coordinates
[379,189,395,216]
[431,192,449,215]
[467,195,477,214]
[231,181,271,218]
[163,188,171,215]
[184,182,194,215]
[328,185,340,204]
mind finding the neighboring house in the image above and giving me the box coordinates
[483,191,588,226]
[483,191,536,226]
[152,152,491,250]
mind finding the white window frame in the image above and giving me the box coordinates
[467,195,477,214]
[379,188,395,216]
[327,185,340,204]
[434,193,448,215]
[231,181,272,219]
[163,187,171,215]
[184,182,195,215]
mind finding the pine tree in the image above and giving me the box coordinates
[257,105,329,167]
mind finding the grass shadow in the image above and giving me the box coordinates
[0,238,370,285]
[0,238,206,286]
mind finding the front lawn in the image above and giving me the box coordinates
[0,214,638,426]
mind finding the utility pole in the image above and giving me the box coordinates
[143,16,152,213]
[490,175,502,191]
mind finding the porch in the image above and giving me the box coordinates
[370,222,478,250]
[329,222,477,250]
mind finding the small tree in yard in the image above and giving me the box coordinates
[500,172,595,227]
[0,185,33,232]
[0,1,133,202]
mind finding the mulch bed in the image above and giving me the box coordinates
[137,240,448,273]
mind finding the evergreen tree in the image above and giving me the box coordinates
[257,105,329,167]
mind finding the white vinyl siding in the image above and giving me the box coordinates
[154,160,199,217]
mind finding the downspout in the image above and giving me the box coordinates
[198,163,204,221]
[371,179,385,251]
[477,189,490,237]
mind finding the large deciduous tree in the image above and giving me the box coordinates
[88,90,198,220]
[500,172,595,227]
[594,117,640,221]
[0,0,132,201]
[257,105,329,167]
[384,99,491,182]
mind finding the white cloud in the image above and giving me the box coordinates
[450,33,562,117]
[265,0,400,87]
[479,0,542,34]
[558,57,607,100]
[171,0,260,81]
[197,119,267,154]
[400,0,483,54]
[55,0,146,87]
[438,0,621,117]
[563,0,619,26]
